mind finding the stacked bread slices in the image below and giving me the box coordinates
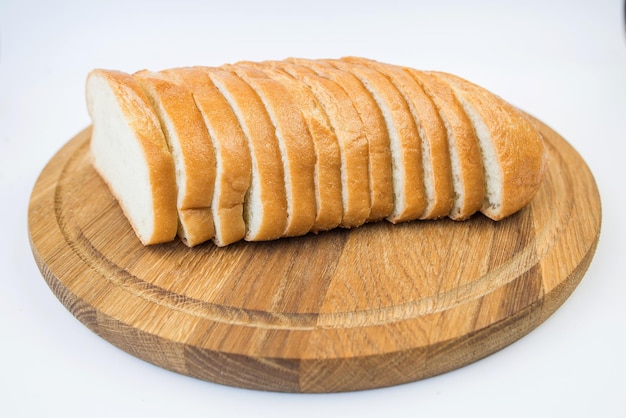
[86,57,547,247]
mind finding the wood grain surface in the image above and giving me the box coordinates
[28,115,601,392]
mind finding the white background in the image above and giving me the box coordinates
[1,0,625,416]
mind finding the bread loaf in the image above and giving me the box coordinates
[86,57,547,246]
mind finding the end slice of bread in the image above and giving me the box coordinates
[86,69,178,244]
[429,71,548,220]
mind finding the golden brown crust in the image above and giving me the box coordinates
[133,70,216,246]
[277,61,371,228]
[161,67,252,246]
[87,69,178,245]
[409,69,485,220]
[229,64,317,237]
[430,71,547,219]
[206,67,288,241]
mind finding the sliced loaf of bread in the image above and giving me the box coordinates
[86,57,547,247]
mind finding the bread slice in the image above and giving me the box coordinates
[348,58,453,219]
[341,57,454,220]
[277,61,371,228]
[246,63,343,233]
[133,70,216,246]
[408,70,485,220]
[330,59,426,223]
[206,67,288,241]
[287,58,394,223]
[160,67,252,246]
[227,64,317,237]
[429,71,547,220]
[86,69,177,244]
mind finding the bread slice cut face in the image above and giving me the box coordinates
[86,69,178,245]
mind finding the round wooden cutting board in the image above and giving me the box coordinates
[28,116,601,392]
